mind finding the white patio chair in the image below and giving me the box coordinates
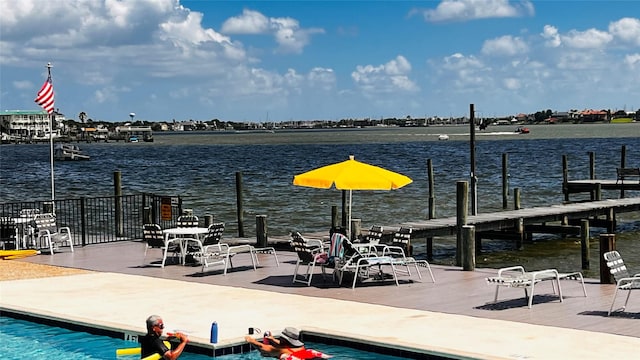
[604,250,640,316]
[290,231,329,286]
[33,213,73,254]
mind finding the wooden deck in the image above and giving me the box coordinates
[19,241,640,339]
[388,197,640,238]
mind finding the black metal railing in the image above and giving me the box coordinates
[0,193,182,248]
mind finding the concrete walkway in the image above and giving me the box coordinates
[1,271,639,359]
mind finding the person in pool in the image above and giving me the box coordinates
[140,315,189,360]
[244,327,331,359]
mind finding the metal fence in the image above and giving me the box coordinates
[0,193,183,248]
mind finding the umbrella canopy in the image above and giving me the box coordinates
[293,155,412,237]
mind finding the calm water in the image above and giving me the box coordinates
[0,316,406,360]
[1,123,639,276]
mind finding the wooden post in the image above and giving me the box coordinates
[620,145,627,199]
[562,155,569,202]
[515,218,524,250]
[426,237,433,261]
[256,215,267,247]
[204,215,214,227]
[599,233,616,284]
[589,151,595,180]
[456,181,469,266]
[462,225,475,271]
[594,183,601,201]
[580,219,590,270]
[607,208,616,233]
[351,218,362,241]
[235,171,245,237]
[341,190,347,228]
[427,159,435,219]
[331,205,338,229]
[469,104,477,215]
[114,171,123,237]
[513,188,521,210]
[502,153,509,210]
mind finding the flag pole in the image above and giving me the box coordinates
[47,62,55,202]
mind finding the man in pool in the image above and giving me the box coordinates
[140,315,189,360]
[244,327,331,359]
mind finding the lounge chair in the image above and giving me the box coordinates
[142,223,180,267]
[184,222,232,274]
[334,233,398,289]
[382,244,435,282]
[290,231,329,286]
[486,266,566,308]
[390,227,413,256]
[603,250,640,316]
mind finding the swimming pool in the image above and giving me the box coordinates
[0,316,410,359]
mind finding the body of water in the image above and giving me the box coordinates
[1,123,639,276]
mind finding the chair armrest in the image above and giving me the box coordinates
[497,266,526,277]
[382,245,405,257]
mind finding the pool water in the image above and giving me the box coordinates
[0,316,408,359]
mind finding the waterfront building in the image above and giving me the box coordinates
[0,109,65,139]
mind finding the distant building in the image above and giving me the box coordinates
[0,109,65,138]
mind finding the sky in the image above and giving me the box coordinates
[1,0,639,123]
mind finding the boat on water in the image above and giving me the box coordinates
[54,144,90,161]
[515,126,530,134]
[438,134,450,140]
[129,136,139,143]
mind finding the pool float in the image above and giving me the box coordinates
[0,249,39,260]
[116,340,170,359]
[281,348,332,359]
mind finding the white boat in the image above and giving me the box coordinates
[54,144,90,161]
[438,134,450,141]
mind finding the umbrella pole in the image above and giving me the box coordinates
[348,190,352,240]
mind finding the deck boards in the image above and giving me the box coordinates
[19,241,640,339]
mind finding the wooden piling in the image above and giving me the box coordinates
[513,188,521,210]
[331,205,339,229]
[462,225,475,271]
[235,171,245,237]
[599,234,616,284]
[256,215,267,247]
[502,153,509,210]
[351,218,362,241]
[204,215,214,227]
[620,145,627,199]
[589,151,595,180]
[580,219,590,270]
[427,159,435,219]
[562,155,569,202]
[456,181,468,266]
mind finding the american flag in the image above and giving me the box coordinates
[35,78,55,114]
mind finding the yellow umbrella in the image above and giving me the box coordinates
[293,155,413,237]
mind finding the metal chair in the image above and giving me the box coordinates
[604,250,640,315]
[290,231,328,286]
[143,224,180,267]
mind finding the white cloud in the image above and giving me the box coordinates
[541,25,561,47]
[482,35,529,56]
[221,9,270,34]
[222,9,324,54]
[13,80,32,90]
[352,56,419,93]
[609,17,640,46]
[625,54,640,68]
[562,28,613,49]
[419,0,534,22]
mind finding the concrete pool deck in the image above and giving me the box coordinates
[1,270,639,359]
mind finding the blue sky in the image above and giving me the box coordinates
[1,0,639,122]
